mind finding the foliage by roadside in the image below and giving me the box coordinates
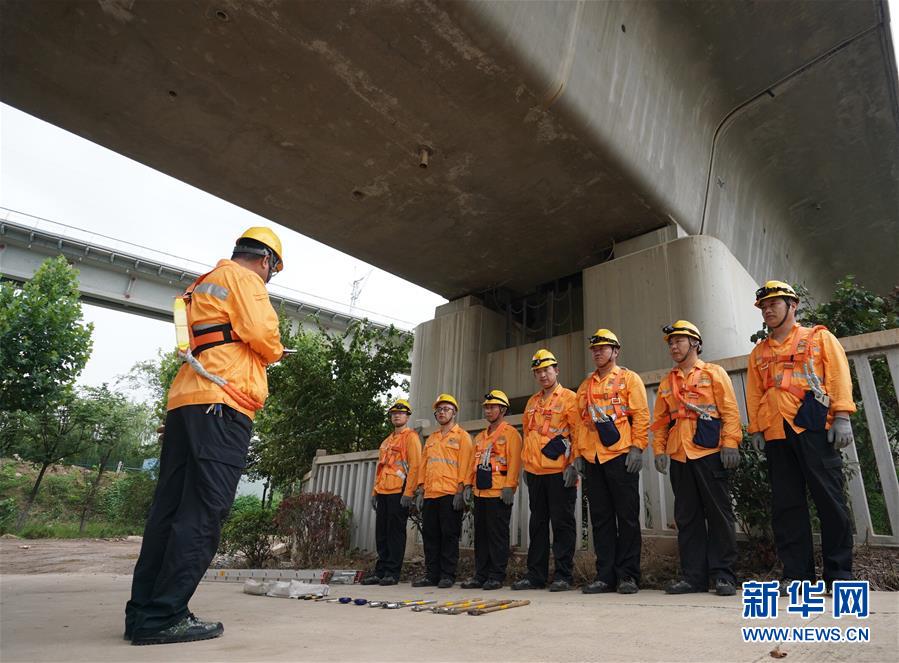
[273,492,350,567]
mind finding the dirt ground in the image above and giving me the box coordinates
[0,536,142,574]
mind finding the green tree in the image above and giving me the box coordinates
[0,256,93,413]
[251,319,412,493]
[14,395,94,528]
[76,385,153,533]
[118,349,182,423]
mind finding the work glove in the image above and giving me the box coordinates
[625,446,643,474]
[500,487,515,506]
[370,495,378,512]
[720,447,740,470]
[750,432,766,453]
[452,489,464,511]
[463,485,473,503]
[413,487,424,512]
[562,464,579,488]
[828,417,854,449]
[399,494,413,509]
[573,456,586,477]
[654,453,670,475]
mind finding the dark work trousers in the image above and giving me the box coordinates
[669,452,737,589]
[125,404,251,637]
[525,471,576,585]
[374,492,409,579]
[473,496,513,583]
[765,421,853,582]
[421,495,463,582]
[583,454,642,585]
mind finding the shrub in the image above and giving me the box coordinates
[274,492,350,567]
[219,506,276,568]
[100,471,157,526]
[731,431,777,565]
[0,497,17,534]
[227,494,262,520]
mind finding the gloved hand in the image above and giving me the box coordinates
[463,485,473,503]
[452,489,464,511]
[654,453,670,475]
[750,432,766,453]
[413,487,424,512]
[370,495,378,512]
[625,446,643,474]
[562,464,579,488]
[720,446,740,469]
[828,417,854,449]
[500,487,515,506]
[573,456,586,477]
[399,494,413,509]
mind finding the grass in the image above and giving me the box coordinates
[16,521,144,539]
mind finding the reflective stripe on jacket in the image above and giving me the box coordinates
[167,259,283,419]
[470,421,523,498]
[651,360,741,462]
[373,428,422,497]
[418,424,474,499]
[575,366,649,464]
[746,323,856,440]
[521,383,579,475]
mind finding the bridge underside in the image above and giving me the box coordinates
[2,0,897,302]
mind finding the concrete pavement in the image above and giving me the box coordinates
[1,574,896,662]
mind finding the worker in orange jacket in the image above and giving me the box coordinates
[652,320,741,596]
[512,349,580,592]
[746,281,856,593]
[126,227,284,645]
[460,390,522,591]
[412,394,473,588]
[361,399,421,587]
[575,329,649,595]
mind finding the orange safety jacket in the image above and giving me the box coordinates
[167,259,283,420]
[575,366,649,464]
[418,424,474,499]
[373,428,421,497]
[521,383,579,475]
[746,323,856,440]
[469,421,523,498]
[651,359,741,462]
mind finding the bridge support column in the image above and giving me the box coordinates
[582,234,761,372]
[409,296,505,426]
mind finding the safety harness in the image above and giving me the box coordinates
[584,370,629,423]
[758,325,828,400]
[476,424,510,475]
[668,368,717,422]
[377,431,411,485]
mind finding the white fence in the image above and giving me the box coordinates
[304,328,899,552]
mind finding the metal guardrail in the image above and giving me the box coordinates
[305,329,899,551]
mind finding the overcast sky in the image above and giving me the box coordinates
[0,103,445,401]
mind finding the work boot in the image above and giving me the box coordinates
[131,616,223,646]
[411,577,437,587]
[581,580,614,594]
[617,577,639,594]
[511,578,544,591]
[665,580,703,595]
[437,578,454,589]
[378,576,398,586]
[361,575,382,586]
[715,578,736,596]
[460,578,483,589]
[483,579,503,591]
[548,579,571,592]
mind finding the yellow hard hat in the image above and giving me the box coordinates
[387,399,412,415]
[531,348,558,370]
[432,393,459,411]
[663,320,702,343]
[482,389,510,408]
[589,328,620,348]
[754,280,799,308]
[237,227,284,273]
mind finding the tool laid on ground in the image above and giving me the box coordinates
[439,599,510,615]
[412,598,482,612]
[468,599,530,615]
[384,599,436,609]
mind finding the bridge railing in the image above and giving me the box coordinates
[303,328,899,552]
